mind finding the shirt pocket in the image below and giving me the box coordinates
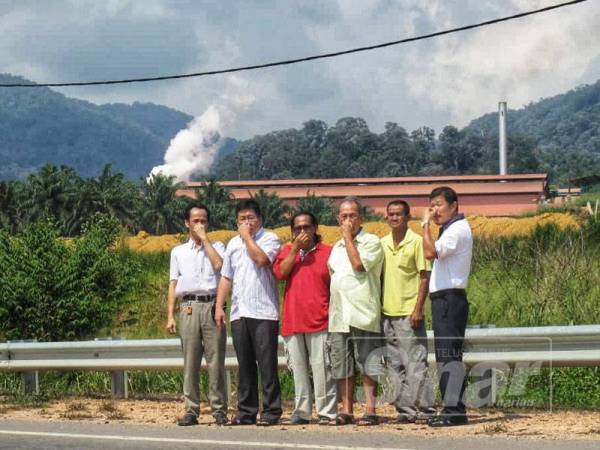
[397,253,414,272]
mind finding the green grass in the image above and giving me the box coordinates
[2,216,599,408]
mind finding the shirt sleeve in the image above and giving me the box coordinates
[260,232,282,264]
[213,241,226,258]
[220,241,235,280]
[169,249,180,282]
[272,244,291,280]
[359,236,384,273]
[435,226,460,260]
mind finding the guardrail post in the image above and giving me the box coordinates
[8,340,39,395]
[95,337,128,399]
[111,370,128,399]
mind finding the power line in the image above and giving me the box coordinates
[0,0,588,88]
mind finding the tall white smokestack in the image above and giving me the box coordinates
[498,101,507,175]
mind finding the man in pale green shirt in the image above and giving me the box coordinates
[328,196,384,426]
[381,200,435,424]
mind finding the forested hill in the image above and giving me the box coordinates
[2,73,599,184]
[212,81,600,184]
[466,80,600,152]
[0,73,196,180]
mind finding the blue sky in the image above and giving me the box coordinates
[2,0,599,139]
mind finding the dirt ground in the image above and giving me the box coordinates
[1,397,599,441]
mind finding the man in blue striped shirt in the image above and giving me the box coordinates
[215,199,282,426]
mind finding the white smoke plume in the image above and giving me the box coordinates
[150,76,255,181]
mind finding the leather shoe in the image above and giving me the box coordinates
[257,417,280,426]
[214,412,228,426]
[229,416,256,426]
[428,414,468,427]
[177,413,199,426]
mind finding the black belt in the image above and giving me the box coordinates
[182,294,216,303]
[430,289,466,300]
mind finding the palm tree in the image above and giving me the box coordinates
[193,179,235,230]
[67,164,140,234]
[250,189,290,228]
[0,180,23,233]
[140,173,187,234]
[295,191,338,225]
[22,165,79,234]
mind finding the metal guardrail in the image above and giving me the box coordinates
[1,325,599,399]
[2,325,600,372]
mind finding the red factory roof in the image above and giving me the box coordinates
[186,173,547,189]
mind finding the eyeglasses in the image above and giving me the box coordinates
[292,224,314,232]
[339,213,359,220]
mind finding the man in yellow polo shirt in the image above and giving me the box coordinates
[381,200,435,424]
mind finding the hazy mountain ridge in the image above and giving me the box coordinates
[1,73,599,183]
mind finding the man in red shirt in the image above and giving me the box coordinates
[273,211,337,425]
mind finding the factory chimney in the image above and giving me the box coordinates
[499,101,507,175]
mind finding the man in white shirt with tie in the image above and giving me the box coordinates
[166,202,228,426]
[422,186,473,427]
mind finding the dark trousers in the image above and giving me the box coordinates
[231,317,282,421]
[431,289,469,417]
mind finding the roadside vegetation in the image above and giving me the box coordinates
[1,177,599,409]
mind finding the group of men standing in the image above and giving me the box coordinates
[166,187,473,428]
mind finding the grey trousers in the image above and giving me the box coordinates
[284,330,337,420]
[382,314,435,418]
[179,301,227,417]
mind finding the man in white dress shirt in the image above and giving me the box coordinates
[422,186,473,427]
[214,199,282,426]
[166,202,228,426]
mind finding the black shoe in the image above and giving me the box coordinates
[396,413,416,424]
[257,417,280,426]
[287,415,310,425]
[428,414,468,427]
[214,412,228,426]
[414,411,435,424]
[177,413,199,426]
[229,416,256,426]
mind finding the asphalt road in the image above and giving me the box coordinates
[0,419,597,450]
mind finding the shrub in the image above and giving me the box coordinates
[0,214,138,341]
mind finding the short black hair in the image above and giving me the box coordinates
[235,199,262,218]
[429,186,458,205]
[290,211,321,243]
[386,200,410,216]
[184,202,210,221]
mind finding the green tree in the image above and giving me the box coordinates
[140,173,187,234]
[295,192,338,225]
[250,189,290,228]
[193,179,236,229]
[0,180,23,233]
[21,164,80,233]
[0,215,137,341]
[67,164,140,235]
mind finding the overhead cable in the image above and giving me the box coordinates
[0,0,588,88]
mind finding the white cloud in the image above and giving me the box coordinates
[406,0,600,126]
[1,0,600,138]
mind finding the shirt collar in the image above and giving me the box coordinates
[384,228,417,249]
[439,213,465,236]
[187,238,203,251]
[337,228,365,247]
[254,227,265,240]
